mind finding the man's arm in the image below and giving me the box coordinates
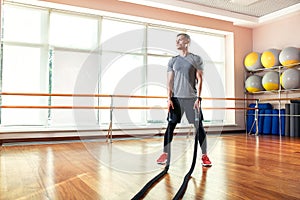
[196,69,203,97]
[167,71,174,99]
[194,69,203,111]
[167,71,174,111]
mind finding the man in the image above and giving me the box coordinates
[156,33,212,167]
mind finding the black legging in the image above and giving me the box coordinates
[163,120,207,154]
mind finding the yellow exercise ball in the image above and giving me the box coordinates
[261,48,281,68]
[244,52,262,71]
[279,47,300,67]
[245,75,264,93]
[262,71,279,91]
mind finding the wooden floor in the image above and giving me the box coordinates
[1,133,300,200]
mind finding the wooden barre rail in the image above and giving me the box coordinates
[0,92,259,143]
[0,92,164,98]
[259,97,300,102]
[0,92,256,101]
[0,105,256,110]
[0,92,259,111]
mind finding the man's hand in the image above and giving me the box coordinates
[194,98,201,112]
[167,99,174,112]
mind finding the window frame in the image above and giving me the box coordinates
[0,2,234,129]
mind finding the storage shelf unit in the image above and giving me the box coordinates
[245,63,300,136]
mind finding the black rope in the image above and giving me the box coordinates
[172,124,199,199]
[131,155,171,200]
[132,109,202,199]
[132,127,200,200]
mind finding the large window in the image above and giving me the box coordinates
[49,12,99,126]
[1,5,49,125]
[0,3,229,129]
[100,19,146,127]
[188,31,227,123]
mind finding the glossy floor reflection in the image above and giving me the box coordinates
[1,134,300,199]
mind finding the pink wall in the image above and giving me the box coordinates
[253,12,300,52]
[252,12,300,109]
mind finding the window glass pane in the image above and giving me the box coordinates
[2,5,47,44]
[101,19,145,53]
[50,50,100,126]
[146,56,169,123]
[188,32,225,62]
[1,45,47,125]
[187,32,226,123]
[49,12,98,50]
[100,52,144,125]
[205,62,225,86]
[147,27,177,56]
[100,53,144,94]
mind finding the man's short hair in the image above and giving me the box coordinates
[177,33,191,41]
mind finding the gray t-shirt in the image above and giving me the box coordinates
[167,53,204,98]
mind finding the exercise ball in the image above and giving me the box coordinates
[262,71,279,91]
[245,75,264,93]
[244,52,262,71]
[261,48,281,68]
[281,68,300,89]
[279,47,300,67]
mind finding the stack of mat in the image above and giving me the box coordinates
[247,103,285,135]
[285,100,300,137]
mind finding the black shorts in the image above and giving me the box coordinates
[167,97,203,124]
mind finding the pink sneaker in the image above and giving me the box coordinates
[156,153,168,165]
[202,154,212,167]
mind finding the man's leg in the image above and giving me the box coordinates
[163,122,177,153]
[157,98,181,164]
[157,122,177,165]
[197,120,207,154]
[196,120,212,167]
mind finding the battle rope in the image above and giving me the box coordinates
[173,122,199,199]
[131,118,201,200]
[131,163,170,200]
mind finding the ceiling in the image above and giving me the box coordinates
[180,0,300,17]
[119,0,300,27]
